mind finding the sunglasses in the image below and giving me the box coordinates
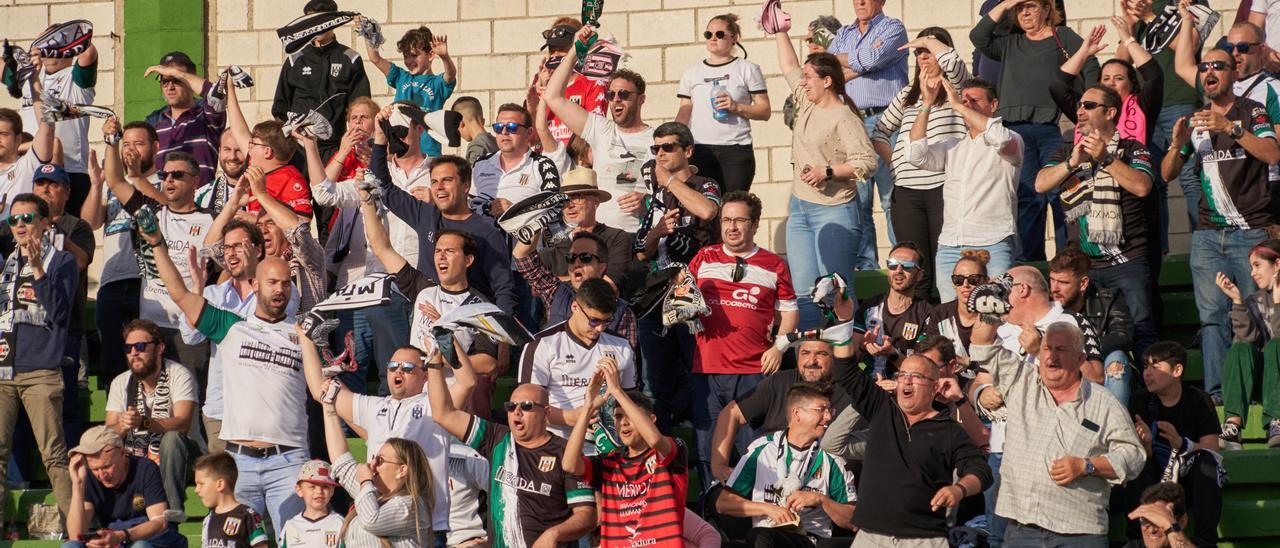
[542,27,572,40]
[1078,100,1106,110]
[386,360,420,373]
[703,30,730,40]
[159,77,183,87]
[893,371,937,384]
[886,258,920,272]
[1197,60,1230,73]
[492,122,529,135]
[951,274,989,287]
[1223,41,1259,54]
[373,454,403,467]
[649,142,682,154]
[603,90,636,102]
[565,252,601,264]
[503,400,545,412]
[584,313,612,328]
[125,341,158,353]
[158,170,197,181]
[6,213,37,227]
[732,256,747,283]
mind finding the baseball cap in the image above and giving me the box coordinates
[33,163,69,187]
[159,51,196,74]
[297,459,340,486]
[541,25,575,51]
[70,425,123,456]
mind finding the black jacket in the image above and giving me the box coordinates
[272,40,371,153]
[1075,285,1134,358]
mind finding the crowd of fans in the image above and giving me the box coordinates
[4,0,1279,546]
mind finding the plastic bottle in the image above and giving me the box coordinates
[711,80,730,122]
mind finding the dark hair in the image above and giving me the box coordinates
[709,14,749,58]
[808,16,842,34]
[610,69,646,96]
[888,241,923,263]
[10,193,49,219]
[1139,482,1187,519]
[1250,239,1280,262]
[575,278,618,315]
[123,121,160,145]
[436,229,478,258]
[397,26,434,57]
[430,155,472,185]
[303,0,338,14]
[163,150,200,176]
[803,52,861,118]
[1100,59,1142,97]
[194,452,239,488]
[122,318,163,345]
[914,335,957,366]
[451,96,484,122]
[1142,341,1188,370]
[785,382,831,411]
[653,121,694,149]
[624,390,654,415]
[903,27,955,107]
[955,249,990,275]
[222,220,266,261]
[496,103,533,128]
[960,78,998,102]
[571,231,608,258]
[1048,246,1091,277]
[1084,84,1123,123]
[0,108,22,135]
[722,190,762,223]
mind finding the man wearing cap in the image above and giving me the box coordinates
[536,17,610,145]
[65,426,184,548]
[538,167,641,296]
[471,102,568,217]
[143,52,225,187]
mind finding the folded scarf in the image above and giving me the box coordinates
[282,92,343,140]
[1142,2,1219,55]
[205,65,254,113]
[31,20,93,59]
[277,11,357,56]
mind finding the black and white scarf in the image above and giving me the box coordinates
[124,364,173,463]
[0,236,55,331]
[277,11,358,56]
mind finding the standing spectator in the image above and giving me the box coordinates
[687,191,797,496]
[452,96,497,165]
[538,18,609,146]
[770,27,877,329]
[1215,239,1280,447]
[272,0,371,159]
[194,129,248,214]
[0,193,75,520]
[515,228,637,349]
[781,16,844,131]
[543,26,654,233]
[143,52,226,186]
[871,28,971,299]
[64,426,184,548]
[1048,248,1140,405]
[537,168,639,296]
[972,0,1100,262]
[0,97,55,216]
[1250,0,1280,54]
[856,243,935,377]
[925,250,990,359]
[444,440,489,548]
[828,0,911,267]
[1161,45,1280,401]
[20,26,99,215]
[472,103,568,216]
[194,453,270,548]
[104,319,199,519]
[906,77,1021,302]
[362,22,457,158]
[675,13,771,193]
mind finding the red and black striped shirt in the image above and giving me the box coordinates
[584,438,688,547]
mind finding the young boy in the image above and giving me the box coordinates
[451,96,497,165]
[194,453,269,548]
[225,74,313,219]
[280,460,344,547]
[365,24,457,157]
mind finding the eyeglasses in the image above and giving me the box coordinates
[125,341,158,353]
[159,77,183,87]
[542,27,572,40]
[893,371,937,384]
[603,90,636,102]
[247,141,269,150]
[386,360,420,373]
[491,122,529,135]
[373,454,403,467]
[158,170,197,181]
[1223,41,1260,54]
[951,274,988,287]
[223,242,255,255]
[6,213,37,227]
[649,142,682,154]
[886,258,920,272]
[565,252,601,264]
[1078,100,1105,110]
[703,30,730,40]
[799,405,832,416]
[732,256,747,283]
[1197,60,1230,73]
[503,400,546,413]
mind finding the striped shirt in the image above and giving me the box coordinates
[727,430,855,538]
[146,80,226,187]
[871,48,971,190]
[827,13,910,109]
[332,452,434,548]
[584,438,689,547]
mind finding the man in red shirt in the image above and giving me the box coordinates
[224,69,313,219]
[687,191,798,500]
[535,18,608,145]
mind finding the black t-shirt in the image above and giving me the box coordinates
[924,301,975,353]
[1129,385,1220,469]
[856,293,933,373]
[202,503,268,547]
[736,358,856,432]
[1179,97,1276,229]
[1046,137,1153,267]
[633,161,722,266]
[84,455,166,529]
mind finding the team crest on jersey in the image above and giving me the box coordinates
[644,455,656,475]
[902,322,919,341]
[223,516,242,536]
[289,333,299,345]
[538,455,556,472]
[325,532,338,546]
[0,340,9,362]
[132,494,145,510]
[189,224,202,237]
[330,63,342,78]
[302,66,312,76]
[518,173,529,187]
[411,405,424,419]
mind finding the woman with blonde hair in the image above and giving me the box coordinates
[925,249,991,359]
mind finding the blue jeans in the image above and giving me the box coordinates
[360,292,411,396]
[787,197,864,329]
[1089,257,1158,360]
[985,452,1008,548]
[691,373,762,498]
[1103,349,1134,407]
[1191,227,1267,396]
[1003,522,1106,548]
[231,448,308,540]
[859,112,895,268]
[1008,122,1067,262]
[934,237,1016,303]
[1151,103,1200,234]
[638,316,695,433]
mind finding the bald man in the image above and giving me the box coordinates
[142,222,308,537]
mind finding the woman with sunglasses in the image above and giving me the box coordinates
[675,14,771,194]
[1051,19,1162,145]
[771,24,878,329]
[925,250,990,363]
[871,27,971,300]
[972,0,1100,262]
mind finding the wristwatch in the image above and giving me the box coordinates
[1098,153,1116,170]
[1164,522,1183,535]
[1231,122,1245,139]
[140,417,152,431]
[825,165,834,180]
[1083,457,1096,477]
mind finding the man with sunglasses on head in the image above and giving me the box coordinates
[0,193,77,520]
[472,103,568,218]
[535,17,609,146]
[143,51,225,187]
[1164,16,1280,402]
[854,242,933,378]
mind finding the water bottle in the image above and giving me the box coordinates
[711,80,730,122]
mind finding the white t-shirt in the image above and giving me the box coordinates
[20,64,94,173]
[139,207,213,329]
[677,58,768,146]
[0,152,40,218]
[104,360,202,443]
[517,322,636,439]
[100,175,162,286]
[408,285,492,356]
[1253,0,1280,51]
[446,440,489,546]
[581,114,654,232]
[280,511,344,548]
[350,392,451,531]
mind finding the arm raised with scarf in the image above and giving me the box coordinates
[137,222,206,329]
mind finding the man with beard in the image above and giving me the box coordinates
[855,242,935,377]
[143,51,225,186]
[1163,26,1280,402]
[716,383,859,547]
[472,103,568,217]
[1047,247,1139,405]
[104,319,199,517]
[194,129,247,214]
[514,229,638,349]
[140,222,308,538]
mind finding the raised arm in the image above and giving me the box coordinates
[433,34,457,85]
[245,165,301,231]
[355,16,392,76]
[100,117,140,207]
[81,148,106,229]
[298,324,356,420]
[143,64,210,97]
[603,357,669,455]
[562,370,604,476]
[359,193,408,274]
[426,348,475,440]
[1172,5,1200,89]
[775,30,802,76]
[542,27,594,137]
[226,68,253,155]
[1062,24,1107,76]
[137,222,207,327]
[528,81,560,154]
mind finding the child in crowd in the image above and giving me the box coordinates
[364,22,457,157]
[451,96,497,164]
[225,67,313,218]
[194,453,269,548]
[280,460,344,547]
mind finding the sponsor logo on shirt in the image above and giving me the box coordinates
[710,286,762,310]
[237,342,303,372]
[560,374,591,388]
[494,465,552,496]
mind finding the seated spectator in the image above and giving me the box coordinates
[64,426,185,548]
[280,460,343,548]
[472,103,567,216]
[193,453,268,548]
[361,22,456,157]
[537,167,640,296]
[1216,239,1280,447]
[1049,247,1139,405]
[105,319,199,520]
[1125,482,1194,548]
[452,96,497,165]
[1126,342,1221,546]
[143,52,224,186]
[925,250,990,359]
[855,242,934,377]
[716,383,856,547]
[445,440,489,547]
[515,227,637,348]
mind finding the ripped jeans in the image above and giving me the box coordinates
[1102,349,1133,406]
